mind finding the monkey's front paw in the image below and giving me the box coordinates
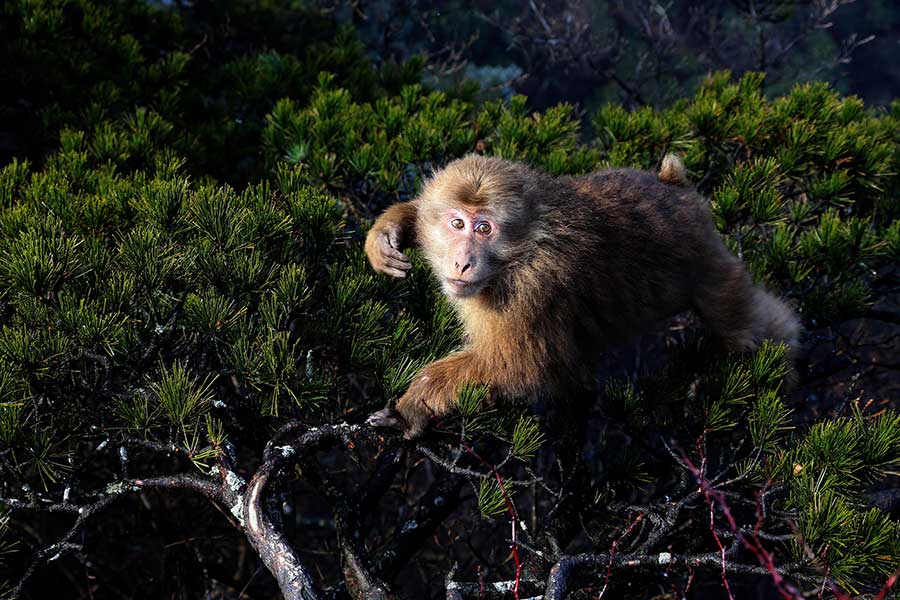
[367,407,408,431]
[366,404,429,439]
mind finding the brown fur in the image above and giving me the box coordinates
[366,154,801,437]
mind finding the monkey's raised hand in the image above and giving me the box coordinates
[365,222,412,278]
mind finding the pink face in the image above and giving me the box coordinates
[440,208,499,298]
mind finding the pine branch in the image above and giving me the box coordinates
[4,494,119,600]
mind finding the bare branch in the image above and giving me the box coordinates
[541,552,817,600]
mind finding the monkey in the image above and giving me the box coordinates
[365,154,800,438]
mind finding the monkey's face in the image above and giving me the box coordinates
[417,154,535,300]
[424,207,501,299]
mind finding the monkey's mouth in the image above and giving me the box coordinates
[444,277,483,297]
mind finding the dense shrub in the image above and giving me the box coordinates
[0,0,422,182]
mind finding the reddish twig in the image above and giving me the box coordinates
[873,568,900,600]
[693,432,735,600]
[683,433,809,600]
[681,566,696,599]
[597,512,644,599]
[461,441,522,600]
[677,432,864,600]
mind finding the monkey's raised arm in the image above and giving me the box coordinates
[364,200,419,278]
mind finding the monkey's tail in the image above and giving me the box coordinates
[658,154,689,187]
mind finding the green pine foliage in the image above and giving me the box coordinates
[262,78,600,205]
[477,478,508,519]
[510,415,545,459]
[1,0,422,182]
[786,408,900,589]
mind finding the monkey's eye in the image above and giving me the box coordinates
[450,218,465,230]
[475,222,492,235]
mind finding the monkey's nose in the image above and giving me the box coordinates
[455,261,471,274]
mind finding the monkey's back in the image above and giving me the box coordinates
[558,168,724,346]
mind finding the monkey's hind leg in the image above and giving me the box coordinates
[692,250,801,357]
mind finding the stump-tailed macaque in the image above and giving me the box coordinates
[365,154,800,437]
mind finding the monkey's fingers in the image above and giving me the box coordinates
[387,225,403,249]
[376,238,411,278]
[383,267,409,278]
[379,235,410,263]
[367,407,408,431]
[381,257,412,278]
